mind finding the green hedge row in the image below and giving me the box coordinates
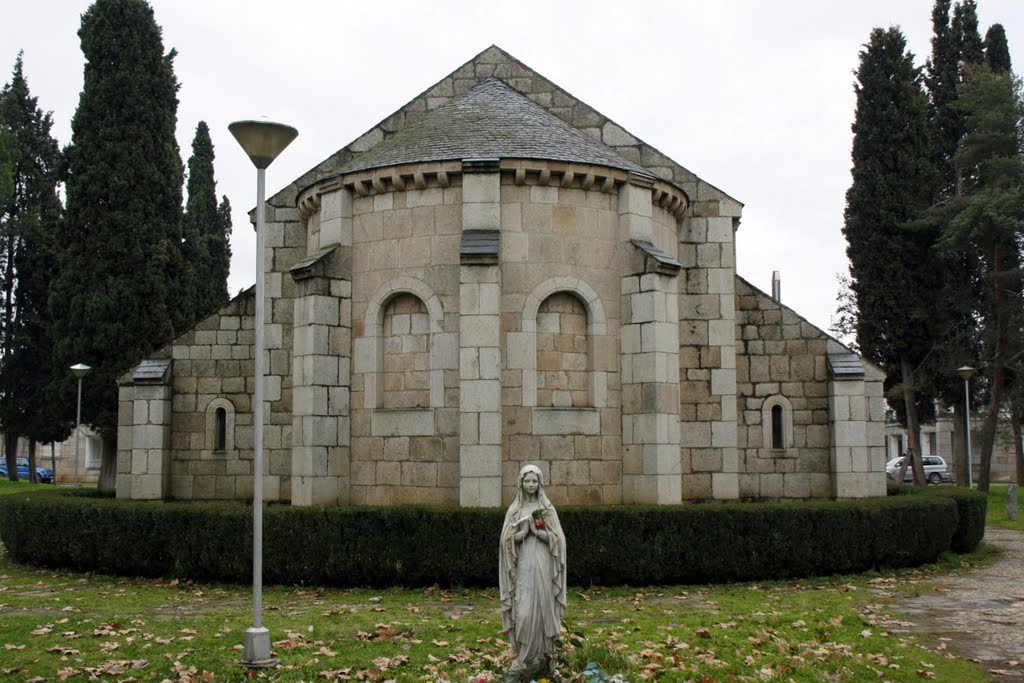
[886,483,988,553]
[0,487,983,587]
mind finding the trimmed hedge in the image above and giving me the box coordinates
[0,487,982,587]
[887,483,987,553]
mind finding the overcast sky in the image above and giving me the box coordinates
[2,0,1021,336]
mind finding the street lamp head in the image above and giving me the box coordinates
[957,365,976,381]
[70,363,91,379]
[228,119,298,170]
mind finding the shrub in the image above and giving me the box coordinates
[0,489,964,587]
[888,484,987,553]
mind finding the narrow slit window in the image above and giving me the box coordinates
[771,404,784,449]
[215,407,227,451]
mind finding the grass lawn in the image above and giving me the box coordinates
[0,480,1007,682]
[984,483,1024,532]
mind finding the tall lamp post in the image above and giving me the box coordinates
[70,363,91,486]
[229,119,297,668]
[957,366,976,488]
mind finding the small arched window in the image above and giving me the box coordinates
[761,395,794,451]
[771,404,784,449]
[205,398,236,454]
[215,407,227,451]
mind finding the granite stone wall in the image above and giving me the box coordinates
[116,47,887,506]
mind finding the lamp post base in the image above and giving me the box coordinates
[241,627,277,668]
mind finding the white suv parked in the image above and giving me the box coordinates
[885,455,953,484]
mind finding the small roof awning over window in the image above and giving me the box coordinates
[460,230,500,265]
[133,359,172,384]
[289,243,340,281]
[630,239,682,275]
[828,354,865,379]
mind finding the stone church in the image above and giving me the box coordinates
[116,46,886,507]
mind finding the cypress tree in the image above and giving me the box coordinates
[50,0,183,481]
[213,195,232,302]
[924,0,987,485]
[0,129,12,207]
[927,0,985,195]
[926,0,961,195]
[985,24,1012,73]
[0,54,64,480]
[842,28,940,485]
[953,0,984,65]
[182,121,230,325]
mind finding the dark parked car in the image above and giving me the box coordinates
[0,457,54,483]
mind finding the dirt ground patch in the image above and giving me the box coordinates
[890,527,1024,680]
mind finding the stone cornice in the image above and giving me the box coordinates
[296,159,689,223]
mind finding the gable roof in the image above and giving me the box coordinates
[271,46,741,219]
[334,79,650,177]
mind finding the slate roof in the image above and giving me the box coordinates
[630,239,682,272]
[336,79,652,176]
[132,359,171,384]
[828,354,865,379]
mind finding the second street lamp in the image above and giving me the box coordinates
[70,363,91,486]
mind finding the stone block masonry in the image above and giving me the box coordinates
[460,167,502,507]
[116,46,887,507]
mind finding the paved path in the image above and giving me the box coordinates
[895,527,1024,679]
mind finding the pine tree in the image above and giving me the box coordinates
[842,27,940,485]
[50,0,183,484]
[939,66,1024,491]
[982,23,1022,485]
[182,121,230,326]
[0,54,64,480]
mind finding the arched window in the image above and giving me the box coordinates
[536,292,589,407]
[215,407,227,451]
[761,395,793,451]
[205,398,236,453]
[771,404,784,449]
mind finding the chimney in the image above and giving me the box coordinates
[772,271,781,302]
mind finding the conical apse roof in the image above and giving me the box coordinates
[336,78,652,176]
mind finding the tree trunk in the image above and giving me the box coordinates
[98,437,116,490]
[979,392,1001,492]
[953,400,968,484]
[978,241,1009,493]
[27,439,38,483]
[901,356,926,485]
[1011,403,1024,485]
[4,432,18,481]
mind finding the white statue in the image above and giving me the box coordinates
[499,464,567,679]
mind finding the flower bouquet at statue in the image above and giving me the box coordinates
[531,509,546,529]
